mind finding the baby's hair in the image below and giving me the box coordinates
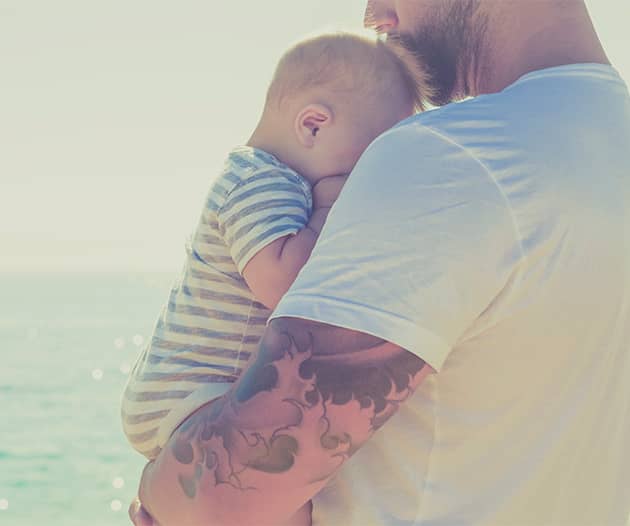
[265,31,433,114]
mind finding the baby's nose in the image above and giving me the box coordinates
[364,0,399,34]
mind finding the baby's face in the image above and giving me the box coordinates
[315,95,414,178]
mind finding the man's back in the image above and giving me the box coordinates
[306,64,630,525]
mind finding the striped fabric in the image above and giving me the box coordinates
[121,146,312,458]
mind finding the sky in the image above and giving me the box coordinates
[1,0,629,273]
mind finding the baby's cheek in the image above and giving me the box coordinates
[328,148,357,176]
[345,138,371,168]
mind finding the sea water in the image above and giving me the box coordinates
[1,272,174,526]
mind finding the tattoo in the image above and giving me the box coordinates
[168,318,426,502]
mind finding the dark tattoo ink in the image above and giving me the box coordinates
[167,318,426,500]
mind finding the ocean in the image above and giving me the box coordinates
[1,272,174,526]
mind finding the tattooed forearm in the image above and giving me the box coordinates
[139,318,429,526]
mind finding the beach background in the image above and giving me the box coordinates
[2,272,166,525]
[1,1,629,524]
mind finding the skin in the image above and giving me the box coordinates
[238,36,414,310]
[240,174,348,311]
[134,320,430,526]
[247,89,412,184]
[365,0,609,104]
[131,2,611,524]
[240,54,412,309]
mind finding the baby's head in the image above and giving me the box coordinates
[249,32,430,183]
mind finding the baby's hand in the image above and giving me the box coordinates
[312,174,349,209]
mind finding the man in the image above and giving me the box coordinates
[132,1,630,524]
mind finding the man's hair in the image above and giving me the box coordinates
[265,32,433,114]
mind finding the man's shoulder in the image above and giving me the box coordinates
[401,94,507,137]
[364,97,494,164]
[366,91,521,167]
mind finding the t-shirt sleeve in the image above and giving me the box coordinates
[217,168,313,274]
[271,123,521,372]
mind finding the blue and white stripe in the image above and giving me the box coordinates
[121,147,312,458]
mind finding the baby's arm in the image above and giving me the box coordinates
[242,174,348,309]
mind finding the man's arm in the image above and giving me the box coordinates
[137,318,431,526]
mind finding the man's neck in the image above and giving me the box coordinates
[471,2,610,97]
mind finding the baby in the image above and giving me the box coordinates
[122,32,426,522]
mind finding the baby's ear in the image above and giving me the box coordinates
[294,104,333,147]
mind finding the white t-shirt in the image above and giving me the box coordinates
[272,64,630,525]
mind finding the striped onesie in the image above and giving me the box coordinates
[121,146,312,459]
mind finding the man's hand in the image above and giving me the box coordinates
[129,497,156,526]
[312,174,349,209]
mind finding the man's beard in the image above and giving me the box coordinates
[388,1,484,107]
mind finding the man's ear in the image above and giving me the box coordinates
[294,104,333,147]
